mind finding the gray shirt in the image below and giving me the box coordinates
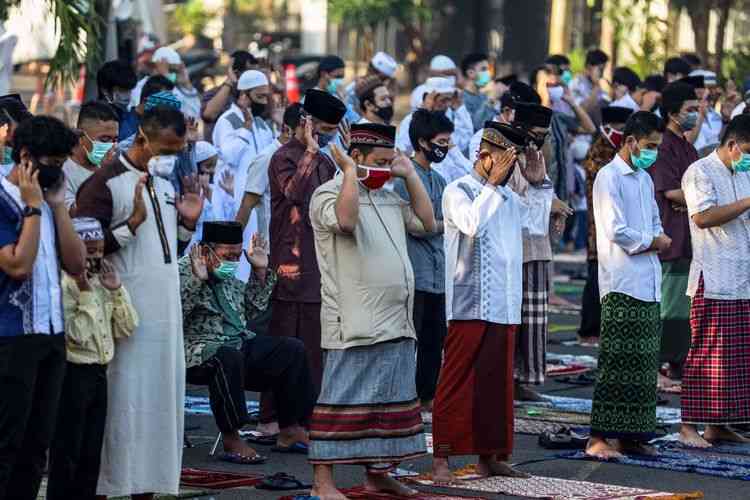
[394,160,446,294]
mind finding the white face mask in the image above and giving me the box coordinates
[548,85,564,102]
[148,154,178,178]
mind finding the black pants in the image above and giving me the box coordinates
[0,334,66,500]
[47,363,107,500]
[414,291,447,402]
[186,336,316,432]
[578,260,601,339]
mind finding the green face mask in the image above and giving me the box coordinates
[631,148,658,170]
[561,69,573,86]
[732,151,750,173]
[84,134,114,167]
[1,146,12,164]
[475,70,492,88]
[166,72,178,83]
[326,78,344,94]
[212,260,239,281]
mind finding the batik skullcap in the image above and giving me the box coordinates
[482,121,527,149]
[194,141,218,163]
[73,217,104,242]
[144,90,181,111]
[349,123,395,149]
[152,46,182,65]
[371,52,397,78]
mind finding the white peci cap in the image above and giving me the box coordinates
[430,55,456,72]
[194,141,218,163]
[371,52,398,78]
[237,70,269,91]
[152,46,182,65]
[425,76,456,95]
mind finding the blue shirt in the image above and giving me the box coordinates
[393,160,446,294]
[119,109,141,143]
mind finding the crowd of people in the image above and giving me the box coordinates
[0,41,749,500]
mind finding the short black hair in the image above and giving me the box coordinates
[0,97,31,125]
[721,114,750,146]
[661,81,697,117]
[682,53,702,68]
[545,54,570,67]
[408,109,454,152]
[231,50,258,74]
[585,49,609,67]
[96,60,137,98]
[359,81,386,111]
[664,57,691,78]
[283,103,304,129]
[141,106,187,138]
[623,111,665,142]
[11,115,78,163]
[613,67,642,92]
[461,53,489,76]
[77,101,118,129]
[140,75,175,104]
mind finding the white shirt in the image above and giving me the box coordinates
[731,102,746,119]
[433,146,473,184]
[593,154,663,302]
[62,158,94,209]
[410,83,428,110]
[570,75,609,106]
[243,138,281,243]
[693,108,723,153]
[443,172,552,324]
[212,103,275,170]
[683,151,750,300]
[1,176,63,334]
[610,93,640,112]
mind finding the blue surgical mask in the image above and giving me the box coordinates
[213,260,239,281]
[631,148,658,170]
[561,69,573,86]
[326,78,344,95]
[166,72,178,83]
[475,70,492,88]
[1,145,12,165]
[317,132,335,148]
[679,111,699,131]
[732,151,750,173]
[84,133,114,167]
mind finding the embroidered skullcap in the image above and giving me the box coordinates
[349,123,395,149]
[429,55,456,72]
[202,221,243,245]
[194,141,218,163]
[601,106,633,125]
[152,46,182,65]
[303,89,346,125]
[73,217,104,242]
[144,90,181,111]
[482,121,527,149]
[371,52,397,78]
[513,102,553,129]
[237,70,269,91]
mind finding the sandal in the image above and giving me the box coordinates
[218,452,267,465]
[271,441,309,454]
[242,430,278,445]
[538,428,588,450]
[256,472,312,491]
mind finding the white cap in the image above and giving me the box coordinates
[690,69,717,86]
[430,55,456,72]
[238,70,269,91]
[152,46,182,65]
[425,76,456,95]
[195,141,218,164]
[371,52,397,78]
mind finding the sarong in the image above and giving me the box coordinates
[682,276,750,425]
[578,260,601,339]
[591,293,661,441]
[309,339,426,468]
[659,259,691,365]
[433,321,516,459]
[515,261,549,384]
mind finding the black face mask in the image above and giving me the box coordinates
[374,104,394,123]
[86,257,102,276]
[251,100,268,118]
[423,142,449,164]
[34,161,63,189]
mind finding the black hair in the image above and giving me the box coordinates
[613,67,641,92]
[623,111,665,142]
[461,52,489,76]
[661,81,697,117]
[231,50,258,74]
[141,106,187,138]
[77,101,119,129]
[348,143,374,157]
[317,55,345,80]
[408,109,454,152]
[585,49,609,67]
[96,60,137,99]
[545,54,570,67]
[0,99,31,126]
[283,103,304,129]
[681,53,702,68]
[11,115,78,163]
[664,57,691,78]
[721,114,750,146]
[358,81,386,111]
[140,75,175,104]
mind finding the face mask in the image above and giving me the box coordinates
[358,165,391,190]
[213,260,239,281]
[148,154,178,178]
[475,70,492,88]
[561,70,573,86]
[424,142,450,164]
[679,111,699,131]
[250,100,267,118]
[631,147,658,170]
[34,161,64,189]
[317,132,335,148]
[601,125,624,149]
[84,134,114,167]
[374,104,394,123]
[86,257,102,275]
[548,85,564,102]
[166,72,178,83]
[1,146,12,164]
[113,92,131,109]
[326,78,344,94]
[731,150,750,173]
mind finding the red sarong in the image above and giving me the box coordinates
[432,320,516,459]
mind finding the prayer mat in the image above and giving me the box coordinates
[184,396,259,416]
[278,486,477,499]
[547,353,598,368]
[653,437,750,458]
[515,406,592,425]
[180,467,265,489]
[547,364,591,377]
[514,416,590,436]
[515,396,682,425]
[550,323,579,333]
[554,282,585,296]
[561,449,750,481]
[37,478,216,499]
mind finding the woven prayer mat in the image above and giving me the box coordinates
[278,485,477,499]
[515,417,590,436]
[185,396,258,416]
[180,467,265,489]
[515,396,682,425]
[515,406,592,425]
[547,364,591,377]
[656,439,750,458]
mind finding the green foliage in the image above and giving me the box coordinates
[722,40,750,84]
[567,47,586,74]
[47,0,103,88]
[603,0,666,78]
[328,0,430,28]
[174,0,214,36]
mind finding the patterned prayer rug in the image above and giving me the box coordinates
[278,486,477,499]
[515,395,682,425]
[547,364,591,377]
[184,396,259,416]
[180,468,265,489]
[514,417,590,436]
[515,407,592,426]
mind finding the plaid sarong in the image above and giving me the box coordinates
[682,276,750,425]
[514,260,549,384]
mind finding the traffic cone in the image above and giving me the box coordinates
[285,64,300,103]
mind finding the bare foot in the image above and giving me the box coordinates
[514,383,545,402]
[431,457,455,485]
[277,424,309,447]
[477,456,530,478]
[704,425,750,444]
[223,431,260,457]
[310,486,350,500]
[679,425,712,448]
[365,472,418,496]
[586,436,623,459]
[615,439,657,456]
[257,421,280,436]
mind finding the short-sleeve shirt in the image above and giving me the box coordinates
[648,128,698,261]
[683,151,750,300]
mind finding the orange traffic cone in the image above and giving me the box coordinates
[285,64,300,103]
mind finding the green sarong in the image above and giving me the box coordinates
[591,292,661,441]
[659,259,691,364]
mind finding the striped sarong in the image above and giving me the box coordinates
[514,260,549,385]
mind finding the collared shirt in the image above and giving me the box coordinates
[394,160,446,293]
[310,175,425,349]
[213,103,275,170]
[63,158,95,210]
[62,273,138,364]
[683,151,750,300]
[244,139,281,242]
[443,172,551,325]
[462,90,497,132]
[269,137,336,303]
[593,154,663,302]
[693,108,723,153]
[649,128,699,261]
[610,93,640,112]
[0,176,64,336]
[507,164,556,263]
[582,134,618,261]
[200,85,231,141]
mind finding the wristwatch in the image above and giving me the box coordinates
[22,206,42,218]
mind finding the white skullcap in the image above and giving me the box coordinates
[152,46,182,65]
[194,141,218,163]
[425,76,456,95]
[690,69,717,86]
[430,55,456,72]
[371,52,397,78]
[238,70,269,91]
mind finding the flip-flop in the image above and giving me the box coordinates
[243,431,278,445]
[218,452,267,465]
[271,441,309,454]
[256,472,312,490]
